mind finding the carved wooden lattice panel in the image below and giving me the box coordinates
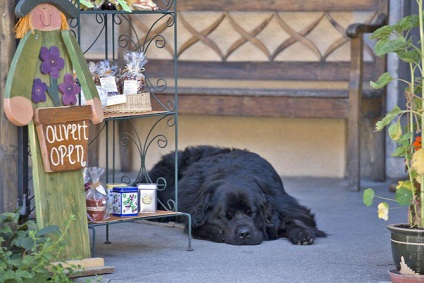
[130,11,378,63]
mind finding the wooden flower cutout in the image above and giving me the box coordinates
[59,74,80,105]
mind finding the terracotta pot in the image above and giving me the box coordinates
[388,224,424,275]
[389,269,424,283]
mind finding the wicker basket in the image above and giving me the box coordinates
[104,93,152,113]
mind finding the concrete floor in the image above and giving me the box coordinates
[84,177,404,283]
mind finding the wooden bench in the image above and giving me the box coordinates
[131,0,389,190]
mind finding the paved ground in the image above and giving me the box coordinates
[83,177,404,283]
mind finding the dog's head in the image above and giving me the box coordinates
[189,179,276,245]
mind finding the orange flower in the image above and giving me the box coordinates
[413,136,422,151]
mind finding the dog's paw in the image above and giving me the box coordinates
[287,227,315,245]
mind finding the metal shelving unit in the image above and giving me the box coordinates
[73,1,192,255]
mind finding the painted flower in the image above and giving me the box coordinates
[39,46,65,79]
[31,79,48,103]
[59,73,80,105]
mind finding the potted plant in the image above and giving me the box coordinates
[363,0,424,280]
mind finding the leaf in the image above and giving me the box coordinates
[0,225,13,235]
[377,202,389,221]
[36,225,60,237]
[79,0,94,8]
[388,119,402,141]
[15,270,33,279]
[395,187,413,206]
[398,49,421,64]
[375,106,402,131]
[396,180,413,191]
[375,37,407,56]
[396,15,420,32]
[363,188,375,206]
[22,255,34,266]
[15,237,35,251]
[392,146,407,157]
[0,212,19,224]
[371,25,394,40]
[2,270,17,280]
[412,149,424,175]
[370,72,393,89]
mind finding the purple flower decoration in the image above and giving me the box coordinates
[31,79,48,103]
[39,46,65,79]
[59,73,81,105]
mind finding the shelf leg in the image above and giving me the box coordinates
[89,226,96,257]
[105,224,111,244]
[183,213,193,251]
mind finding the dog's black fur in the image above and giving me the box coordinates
[148,145,325,245]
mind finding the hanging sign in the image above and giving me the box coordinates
[34,105,92,173]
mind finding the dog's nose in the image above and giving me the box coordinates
[238,228,251,239]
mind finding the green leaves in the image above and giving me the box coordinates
[368,6,424,229]
[375,106,402,131]
[398,49,421,64]
[36,225,60,238]
[0,211,79,282]
[364,180,414,223]
[363,188,375,206]
[375,36,407,57]
[388,119,403,141]
[395,187,413,206]
[371,72,393,89]
[370,25,394,40]
[396,14,420,32]
[371,14,419,40]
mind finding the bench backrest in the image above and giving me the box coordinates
[140,0,388,99]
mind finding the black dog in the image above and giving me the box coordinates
[148,146,325,245]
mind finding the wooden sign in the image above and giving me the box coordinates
[34,105,92,173]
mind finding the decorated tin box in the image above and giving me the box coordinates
[106,183,127,214]
[112,186,138,216]
[137,183,157,213]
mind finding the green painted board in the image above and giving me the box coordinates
[6,29,92,260]
[29,120,91,260]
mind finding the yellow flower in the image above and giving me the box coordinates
[396,180,413,190]
[378,202,389,221]
[412,149,424,175]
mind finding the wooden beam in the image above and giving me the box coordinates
[154,93,348,118]
[347,35,363,191]
[147,60,377,82]
[178,0,380,12]
[0,0,18,213]
[50,257,114,278]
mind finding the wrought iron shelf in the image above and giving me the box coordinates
[88,210,192,256]
[76,0,188,253]
[104,110,175,121]
[79,9,174,15]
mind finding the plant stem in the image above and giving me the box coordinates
[375,196,398,202]
[419,0,424,229]
[408,60,417,226]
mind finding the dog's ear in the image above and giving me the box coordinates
[259,198,280,240]
[252,180,280,240]
[188,189,214,228]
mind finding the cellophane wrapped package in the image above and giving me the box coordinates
[84,167,109,221]
[117,51,147,95]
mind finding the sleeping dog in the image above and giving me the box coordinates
[148,146,325,245]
